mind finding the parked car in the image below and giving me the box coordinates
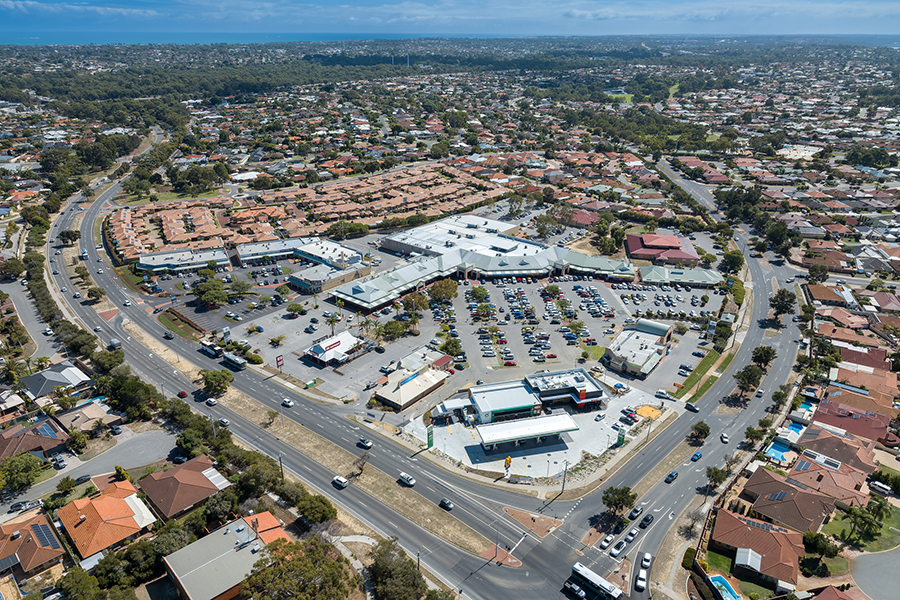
[110,425,122,435]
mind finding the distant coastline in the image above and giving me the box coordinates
[0,32,898,48]
[0,32,502,46]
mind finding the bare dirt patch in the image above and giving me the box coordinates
[503,507,561,538]
[608,557,632,588]
[715,403,742,415]
[569,236,603,256]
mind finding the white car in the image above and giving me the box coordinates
[599,534,615,549]
[123,300,131,306]
[97,269,103,274]
[399,472,416,487]
[635,569,647,592]
[625,528,639,543]
[721,433,730,443]
[642,553,652,568]
[282,399,294,407]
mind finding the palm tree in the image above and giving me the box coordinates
[326,314,340,337]
[312,293,319,309]
[371,323,385,347]
[358,316,373,336]
[336,299,344,317]
[34,356,50,370]
[22,357,32,375]
[867,494,892,523]
[3,360,22,383]
[94,376,113,398]
[842,506,878,539]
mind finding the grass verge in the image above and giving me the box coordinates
[717,351,736,372]
[676,350,720,398]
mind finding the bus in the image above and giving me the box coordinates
[200,340,224,358]
[223,352,247,371]
[571,563,623,600]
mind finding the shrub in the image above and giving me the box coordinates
[247,354,264,364]
[682,547,697,569]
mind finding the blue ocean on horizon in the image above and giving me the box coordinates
[0,31,502,46]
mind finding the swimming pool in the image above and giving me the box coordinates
[709,575,742,600]
[765,440,790,461]
[787,422,803,434]
[800,401,813,410]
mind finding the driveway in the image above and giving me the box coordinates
[0,428,178,515]
[852,543,900,600]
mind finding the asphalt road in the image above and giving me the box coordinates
[39,148,804,600]
[6,280,63,358]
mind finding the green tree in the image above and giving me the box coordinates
[721,250,745,272]
[602,485,637,516]
[439,338,462,357]
[230,280,252,295]
[286,303,304,317]
[706,466,727,490]
[276,285,290,296]
[1,452,43,490]
[56,475,77,494]
[0,258,25,278]
[200,369,235,395]
[751,345,777,370]
[803,531,840,559]
[402,293,428,316]
[808,264,829,284]
[770,289,797,318]
[867,494,892,523]
[842,505,879,539]
[59,229,82,245]
[297,494,338,523]
[58,567,106,600]
[91,349,125,373]
[325,314,340,336]
[745,427,764,443]
[544,284,561,297]
[691,421,711,440]
[244,537,351,600]
[733,364,764,396]
[470,286,489,303]
[428,279,459,303]
[176,429,207,458]
[369,537,426,600]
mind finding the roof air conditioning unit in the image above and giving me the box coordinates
[12,531,20,539]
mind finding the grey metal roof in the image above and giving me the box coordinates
[164,520,269,600]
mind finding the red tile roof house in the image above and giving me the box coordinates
[709,510,804,592]
[57,480,157,561]
[0,512,66,581]
[138,455,231,520]
[811,400,900,447]
[625,234,700,266]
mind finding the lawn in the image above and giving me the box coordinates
[738,580,773,599]
[609,93,634,104]
[676,350,721,398]
[692,376,718,401]
[878,464,900,478]
[822,505,900,552]
[717,351,736,372]
[159,313,201,340]
[123,188,226,204]
[705,549,733,574]
[580,343,606,360]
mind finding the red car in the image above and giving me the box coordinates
[546,353,557,358]
[177,391,188,398]
[504,361,517,366]
[497,339,508,344]
[447,369,455,375]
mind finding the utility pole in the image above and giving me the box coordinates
[278,454,285,481]
[561,460,570,493]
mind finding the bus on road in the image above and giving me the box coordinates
[571,563,623,600]
[200,340,224,358]
[223,352,247,370]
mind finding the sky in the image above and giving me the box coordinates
[2,0,900,40]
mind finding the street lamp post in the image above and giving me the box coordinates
[561,460,570,493]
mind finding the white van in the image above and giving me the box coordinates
[656,390,670,399]
[870,481,892,496]
[332,475,349,489]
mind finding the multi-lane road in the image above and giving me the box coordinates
[36,148,803,600]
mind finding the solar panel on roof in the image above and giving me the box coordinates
[767,490,787,502]
[35,423,57,439]
[796,460,812,471]
[31,523,61,550]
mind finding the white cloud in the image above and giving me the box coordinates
[562,0,900,22]
[0,0,161,17]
